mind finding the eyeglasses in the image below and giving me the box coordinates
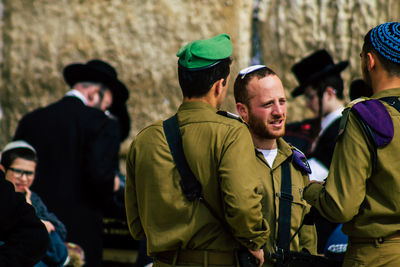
[238,65,267,79]
[8,167,35,179]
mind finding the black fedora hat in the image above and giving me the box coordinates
[291,50,349,97]
[63,59,129,104]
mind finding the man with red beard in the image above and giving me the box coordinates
[234,65,317,266]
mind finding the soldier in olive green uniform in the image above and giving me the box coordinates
[125,34,269,267]
[303,22,400,266]
[234,65,317,266]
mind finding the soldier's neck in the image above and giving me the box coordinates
[253,135,277,150]
[371,68,400,93]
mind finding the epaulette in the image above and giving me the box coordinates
[339,98,393,147]
[291,147,312,174]
[338,97,368,136]
[217,110,243,123]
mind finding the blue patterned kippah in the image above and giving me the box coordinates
[370,22,400,63]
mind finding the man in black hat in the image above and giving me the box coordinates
[290,49,349,183]
[88,64,134,254]
[14,59,124,267]
[287,50,349,259]
[88,61,131,143]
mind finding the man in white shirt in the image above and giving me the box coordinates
[234,65,317,266]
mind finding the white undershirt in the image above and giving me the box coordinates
[257,148,278,168]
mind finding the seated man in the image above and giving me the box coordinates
[1,140,69,266]
[0,163,49,265]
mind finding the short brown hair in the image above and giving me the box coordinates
[234,66,276,106]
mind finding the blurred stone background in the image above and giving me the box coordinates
[0,0,399,157]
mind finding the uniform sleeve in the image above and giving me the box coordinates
[303,112,372,222]
[125,140,145,240]
[219,125,269,251]
[298,217,317,254]
[0,178,50,266]
[85,117,121,198]
[296,172,317,254]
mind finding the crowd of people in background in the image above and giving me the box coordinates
[0,59,131,266]
[1,21,400,267]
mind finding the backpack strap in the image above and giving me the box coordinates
[380,96,400,113]
[163,114,202,201]
[163,115,228,227]
[276,159,293,265]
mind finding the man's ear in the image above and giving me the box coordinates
[236,102,249,123]
[366,52,376,71]
[214,78,224,97]
[0,164,5,173]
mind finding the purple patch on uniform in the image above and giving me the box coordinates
[353,99,394,147]
[292,149,312,174]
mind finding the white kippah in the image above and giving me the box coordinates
[238,65,266,79]
[2,140,37,154]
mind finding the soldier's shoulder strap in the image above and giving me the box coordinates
[217,110,243,123]
[380,96,400,113]
[338,98,368,136]
[290,146,312,174]
[339,97,394,147]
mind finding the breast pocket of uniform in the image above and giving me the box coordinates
[291,185,307,227]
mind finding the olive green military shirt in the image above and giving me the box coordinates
[125,101,269,256]
[256,138,317,266]
[304,88,400,238]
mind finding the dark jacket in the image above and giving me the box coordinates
[31,191,67,240]
[308,118,341,169]
[14,96,120,267]
[0,176,49,266]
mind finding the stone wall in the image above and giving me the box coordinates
[258,0,400,120]
[0,0,253,152]
[0,0,399,154]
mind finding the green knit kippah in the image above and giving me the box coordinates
[177,33,233,69]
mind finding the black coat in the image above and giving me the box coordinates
[14,96,120,267]
[308,118,341,169]
[0,176,49,266]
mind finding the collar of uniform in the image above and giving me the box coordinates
[255,138,292,170]
[178,101,218,113]
[370,87,400,99]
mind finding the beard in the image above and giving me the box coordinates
[247,112,286,140]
